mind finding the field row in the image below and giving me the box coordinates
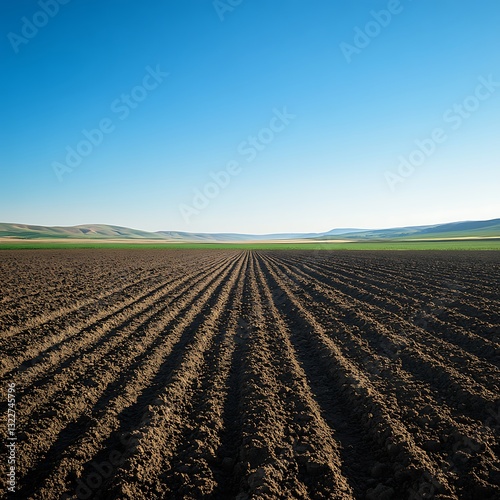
[1,250,499,499]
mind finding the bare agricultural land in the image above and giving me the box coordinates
[1,249,499,499]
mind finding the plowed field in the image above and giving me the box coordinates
[1,250,499,499]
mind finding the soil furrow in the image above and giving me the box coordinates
[13,253,242,499]
[1,254,228,383]
[0,254,220,378]
[92,253,247,499]
[253,253,369,498]
[3,249,499,500]
[13,253,234,423]
[286,254,500,349]
[257,252,455,498]
[0,252,210,341]
[267,253,500,408]
[260,254,500,497]
[153,252,250,498]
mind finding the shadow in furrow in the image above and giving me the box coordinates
[255,252,395,498]
[15,256,240,500]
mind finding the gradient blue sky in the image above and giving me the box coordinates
[1,0,499,233]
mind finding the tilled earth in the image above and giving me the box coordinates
[1,249,499,499]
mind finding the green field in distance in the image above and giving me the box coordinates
[1,239,500,251]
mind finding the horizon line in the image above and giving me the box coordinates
[2,216,499,236]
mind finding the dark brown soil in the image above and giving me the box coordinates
[1,250,499,499]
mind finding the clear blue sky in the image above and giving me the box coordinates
[1,0,499,233]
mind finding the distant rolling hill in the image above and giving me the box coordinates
[317,218,500,241]
[0,223,166,240]
[0,218,499,242]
